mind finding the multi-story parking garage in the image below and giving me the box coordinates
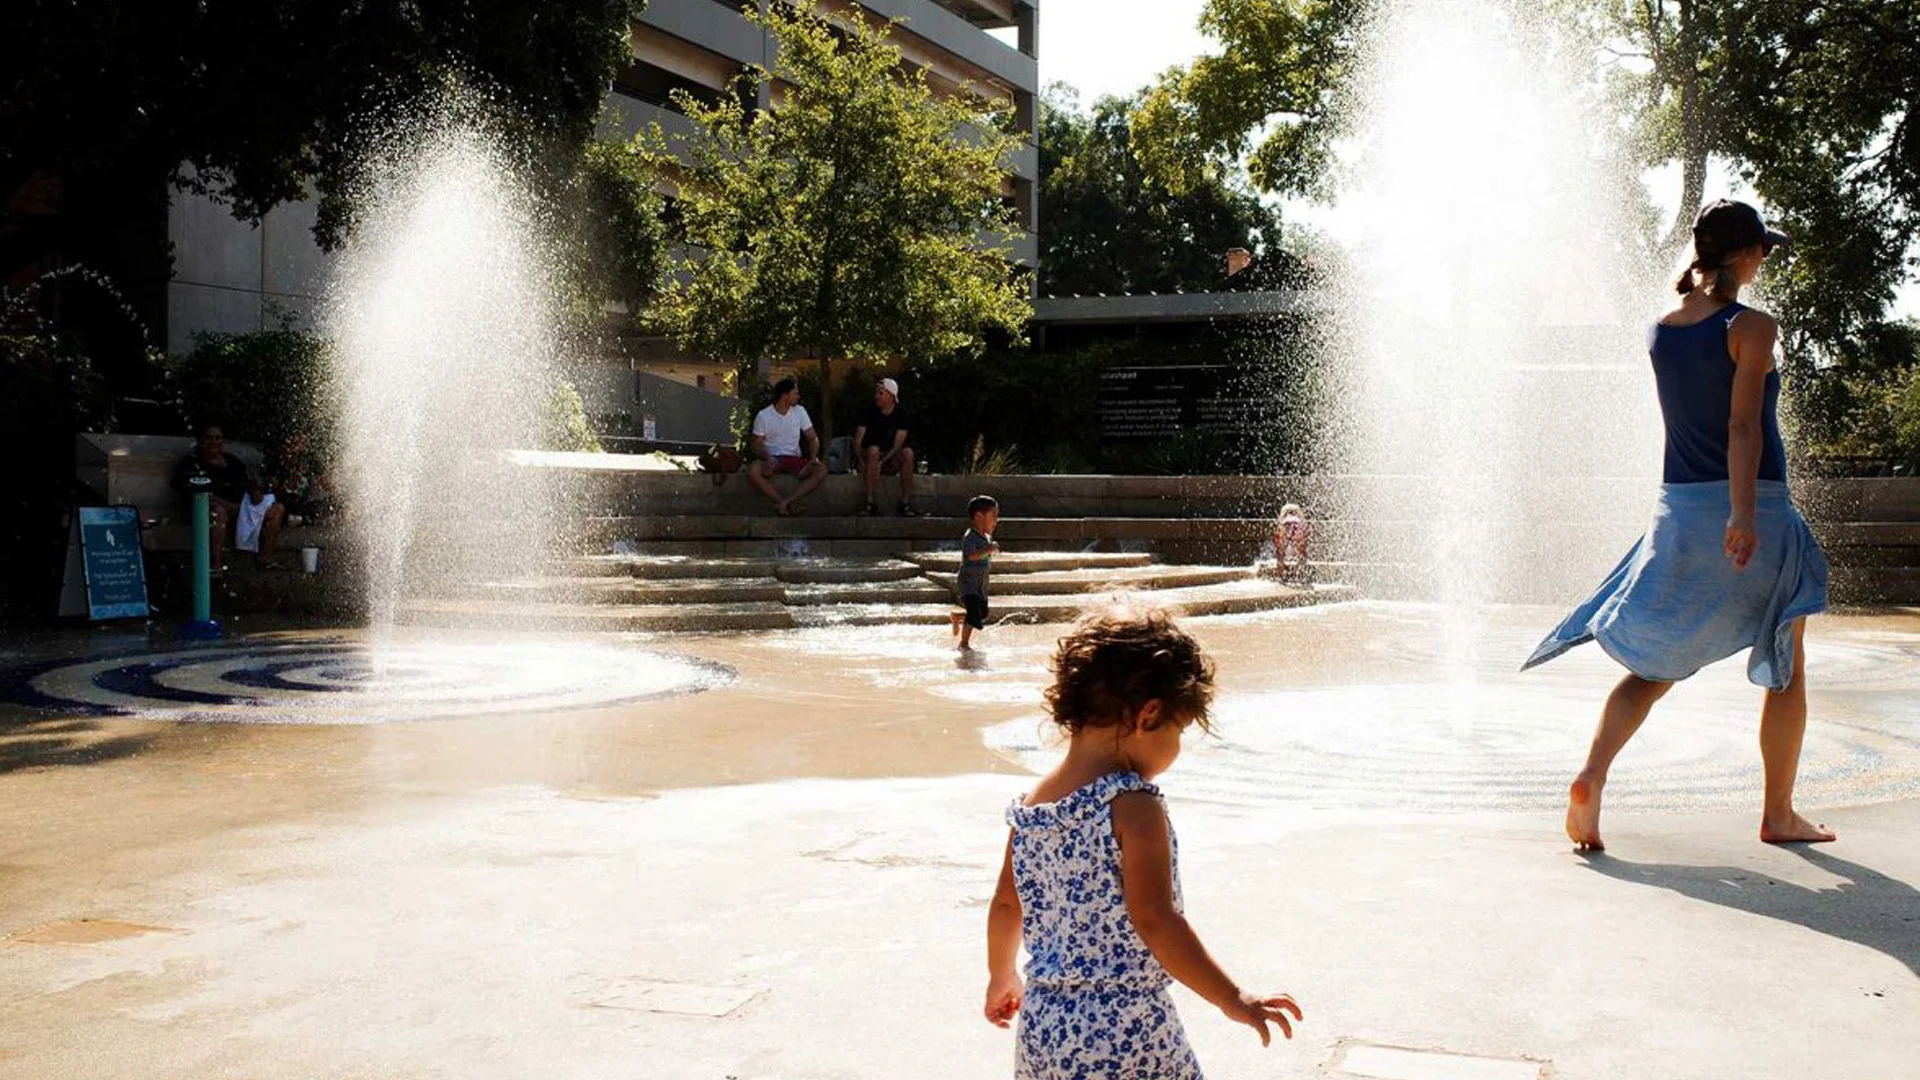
[164,1,1040,445]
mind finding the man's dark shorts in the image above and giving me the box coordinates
[962,593,989,631]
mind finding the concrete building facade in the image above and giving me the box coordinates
[165,0,1041,443]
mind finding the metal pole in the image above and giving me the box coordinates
[179,489,222,640]
[192,491,212,624]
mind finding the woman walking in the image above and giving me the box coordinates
[1523,199,1833,851]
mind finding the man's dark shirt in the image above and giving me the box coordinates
[859,404,910,451]
[173,452,252,504]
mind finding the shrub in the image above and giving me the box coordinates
[542,379,603,452]
[167,324,333,453]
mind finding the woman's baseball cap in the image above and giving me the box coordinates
[1693,199,1790,264]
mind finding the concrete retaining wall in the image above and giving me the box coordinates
[531,460,1920,525]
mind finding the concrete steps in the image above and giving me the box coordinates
[467,576,788,606]
[1832,566,1920,605]
[793,602,957,628]
[772,559,927,584]
[924,564,1254,597]
[399,548,1348,633]
[580,515,1272,553]
[568,555,781,580]
[967,579,1348,623]
[904,551,1154,574]
[784,581,956,606]
[400,598,796,632]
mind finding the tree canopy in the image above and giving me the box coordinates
[1129,0,1920,357]
[1592,0,1920,355]
[1129,0,1362,200]
[1039,87,1289,297]
[3,0,643,280]
[638,3,1031,409]
[560,139,667,320]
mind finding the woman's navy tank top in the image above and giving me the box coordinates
[1649,301,1787,484]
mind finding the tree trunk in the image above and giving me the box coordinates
[818,353,834,445]
[1665,0,1708,251]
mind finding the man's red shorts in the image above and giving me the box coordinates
[769,455,811,476]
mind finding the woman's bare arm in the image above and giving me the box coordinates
[1725,311,1779,569]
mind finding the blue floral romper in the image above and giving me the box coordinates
[1007,770,1203,1080]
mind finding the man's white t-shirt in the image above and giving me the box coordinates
[753,404,813,459]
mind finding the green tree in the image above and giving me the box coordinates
[5,0,648,418]
[1581,0,1920,462]
[1129,0,1363,200]
[4,0,643,273]
[1040,87,1288,297]
[637,2,1032,440]
[559,139,668,320]
[1133,0,1919,355]
[166,324,334,451]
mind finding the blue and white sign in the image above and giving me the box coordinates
[78,506,150,620]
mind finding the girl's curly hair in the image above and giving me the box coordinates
[1044,605,1216,733]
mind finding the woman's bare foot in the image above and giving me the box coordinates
[1566,777,1604,851]
[949,612,963,637]
[1760,812,1836,844]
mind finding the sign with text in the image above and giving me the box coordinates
[1098,364,1280,442]
[78,506,150,620]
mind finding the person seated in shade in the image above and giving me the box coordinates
[851,377,919,517]
[267,433,335,527]
[746,377,828,516]
[171,423,286,571]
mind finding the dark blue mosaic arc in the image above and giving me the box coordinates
[91,661,266,706]
[219,656,404,694]
[0,639,734,724]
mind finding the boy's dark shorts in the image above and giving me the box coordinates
[962,593,989,631]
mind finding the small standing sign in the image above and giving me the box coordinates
[58,506,151,621]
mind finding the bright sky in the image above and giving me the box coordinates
[1020,0,1918,318]
[1032,0,1214,101]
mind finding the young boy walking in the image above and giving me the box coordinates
[951,495,1000,651]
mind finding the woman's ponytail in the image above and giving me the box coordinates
[1675,252,1738,299]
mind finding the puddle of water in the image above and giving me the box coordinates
[1334,1042,1546,1080]
[579,978,761,1017]
[5,919,180,945]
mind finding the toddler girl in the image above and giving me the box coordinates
[1273,503,1309,584]
[983,606,1302,1078]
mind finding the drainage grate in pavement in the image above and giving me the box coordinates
[1332,1041,1548,1080]
[580,978,762,1018]
[4,919,179,945]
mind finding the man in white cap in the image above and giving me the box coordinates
[850,376,918,516]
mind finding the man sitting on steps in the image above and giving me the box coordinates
[746,377,828,516]
[850,377,918,517]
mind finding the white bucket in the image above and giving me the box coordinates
[300,546,321,574]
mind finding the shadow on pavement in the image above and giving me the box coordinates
[1580,847,1920,977]
[0,717,153,774]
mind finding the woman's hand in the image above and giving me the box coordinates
[983,971,1024,1027]
[1221,990,1303,1045]
[1725,514,1758,570]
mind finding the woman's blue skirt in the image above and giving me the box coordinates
[1522,480,1828,691]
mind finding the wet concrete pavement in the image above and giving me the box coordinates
[2,604,1916,1078]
